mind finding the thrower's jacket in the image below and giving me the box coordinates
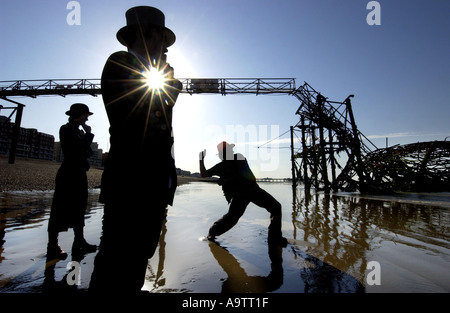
[206,153,258,203]
[100,51,182,206]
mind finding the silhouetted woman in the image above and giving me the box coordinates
[47,103,97,259]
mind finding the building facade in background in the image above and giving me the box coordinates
[1,115,103,166]
[0,115,54,160]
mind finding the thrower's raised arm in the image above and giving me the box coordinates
[199,149,210,178]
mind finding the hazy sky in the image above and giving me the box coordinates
[1,0,449,178]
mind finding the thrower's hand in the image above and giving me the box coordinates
[199,149,210,178]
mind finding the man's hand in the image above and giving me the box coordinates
[164,63,175,79]
[199,149,206,161]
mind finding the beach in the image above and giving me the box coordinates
[0,155,202,192]
[1,156,450,298]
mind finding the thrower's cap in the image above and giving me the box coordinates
[65,103,93,117]
[217,141,235,153]
[116,6,176,47]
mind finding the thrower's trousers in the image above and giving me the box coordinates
[208,186,283,239]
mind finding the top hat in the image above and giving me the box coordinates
[65,103,93,117]
[116,6,176,47]
[217,141,235,153]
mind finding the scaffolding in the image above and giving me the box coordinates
[0,78,296,97]
[288,82,450,193]
[2,78,449,193]
[289,82,378,192]
[0,78,298,164]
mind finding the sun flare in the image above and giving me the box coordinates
[143,67,166,90]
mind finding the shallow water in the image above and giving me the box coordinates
[0,182,449,293]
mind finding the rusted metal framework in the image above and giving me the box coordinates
[289,82,378,192]
[1,78,448,193]
[0,78,297,164]
[0,78,296,98]
[182,78,296,95]
[0,79,102,98]
[289,82,450,193]
[363,141,450,192]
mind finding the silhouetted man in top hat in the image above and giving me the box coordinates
[89,6,182,293]
[199,142,288,247]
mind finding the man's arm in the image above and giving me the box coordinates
[199,150,211,178]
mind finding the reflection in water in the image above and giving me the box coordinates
[291,189,370,285]
[291,186,450,291]
[290,245,364,293]
[133,183,450,293]
[1,184,449,293]
[0,191,101,292]
[145,213,168,290]
[43,241,96,293]
[208,241,283,293]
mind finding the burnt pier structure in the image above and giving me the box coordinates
[1,78,449,193]
[289,82,450,193]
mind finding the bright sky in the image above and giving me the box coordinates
[1,0,449,178]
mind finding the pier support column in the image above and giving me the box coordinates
[2,98,26,164]
[290,126,297,188]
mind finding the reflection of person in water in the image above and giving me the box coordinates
[199,142,288,246]
[290,246,365,293]
[208,241,283,293]
[47,103,97,260]
[89,6,182,293]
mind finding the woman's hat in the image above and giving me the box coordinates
[65,103,93,117]
[116,6,176,47]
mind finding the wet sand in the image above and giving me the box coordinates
[1,183,449,295]
[1,157,450,304]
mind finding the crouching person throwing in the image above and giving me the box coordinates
[199,141,288,247]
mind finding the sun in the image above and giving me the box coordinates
[143,67,166,91]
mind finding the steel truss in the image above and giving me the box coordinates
[0,79,102,98]
[1,78,448,193]
[289,82,378,192]
[289,82,449,193]
[0,78,296,97]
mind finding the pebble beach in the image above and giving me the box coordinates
[0,155,200,192]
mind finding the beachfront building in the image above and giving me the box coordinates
[0,115,54,161]
[53,141,103,167]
